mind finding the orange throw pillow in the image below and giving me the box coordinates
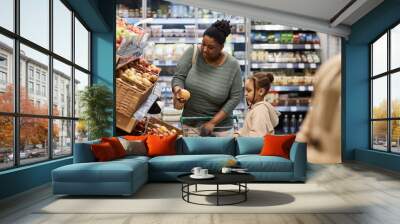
[146,135,177,157]
[124,135,148,141]
[91,142,117,162]
[101,137,126,158]
[260,134,296,159]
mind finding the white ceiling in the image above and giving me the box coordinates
[169,0,384,37]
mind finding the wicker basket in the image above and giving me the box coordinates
[116,78,153,132]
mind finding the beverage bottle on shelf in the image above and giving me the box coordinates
[290,114,297,133]
[283,114,289,134]
[298,114,303,128]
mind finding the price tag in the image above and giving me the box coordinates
[314,44,320,49]
[299,86,306,91]
[310,63,317,69]
[305,44,311,49]
[298,63,305,69]
[287,44,293,49]
[159,37,166,43]
[252,64,259,69]
[290,106,297,112]
[286,63,294,69]
[309,86,314,91]
[271,44,279,49]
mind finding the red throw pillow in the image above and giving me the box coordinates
[124,135,148,141]
[146,135,177,157]
[101,137,126,158]
[91,142,117,162]
[260,134,296,159]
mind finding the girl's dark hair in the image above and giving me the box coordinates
[203,20,231,45]
[251,72,274,92]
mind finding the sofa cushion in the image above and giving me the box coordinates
[91,142,118,162]
[101,137,127,158]
[260,134,296,159]
[147,135,177,157]
[236,137,263,155]
[179,137,235,155]
[73,140,100,163]
[52,159,147,183]
[149,154,235,172]
[236,155,293,172]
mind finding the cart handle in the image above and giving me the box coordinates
[180,116,239,123]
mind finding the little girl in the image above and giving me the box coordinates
[235,72,280,137]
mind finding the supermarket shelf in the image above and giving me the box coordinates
[148,37,245,44]
[252,25,302,31]
[276,106,309,112]
[271,86,314,92]
[129,18,245,25]
[251,63,319,69]
[252,43,320,50]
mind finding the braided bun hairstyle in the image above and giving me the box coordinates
[251,72,274,92]
[203,20,231,45]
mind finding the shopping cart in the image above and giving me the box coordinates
[180,116,239,137]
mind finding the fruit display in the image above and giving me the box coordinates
[116,17,145,50]
[251,51,320,63]
[117,57,161,89]
[134,117,182,136]
[251,32,320,44]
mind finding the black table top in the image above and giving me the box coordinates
[177,172,255,185]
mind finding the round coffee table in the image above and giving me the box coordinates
[177,172,255,206]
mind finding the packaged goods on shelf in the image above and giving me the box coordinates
[251,51,320,63]
[251,31,320,44]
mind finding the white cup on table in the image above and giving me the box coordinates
[200,169,208,176]
[191,167,202,176]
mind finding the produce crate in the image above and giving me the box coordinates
[116,112,137,133]
[142,116,183,136]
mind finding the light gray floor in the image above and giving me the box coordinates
[1,162,400,224]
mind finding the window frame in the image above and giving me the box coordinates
[0,0,92,171]
[370,20,400,154]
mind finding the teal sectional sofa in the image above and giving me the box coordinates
[52,137,307,196]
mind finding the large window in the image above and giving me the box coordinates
[0,0,91,171]
[371,23,400,153]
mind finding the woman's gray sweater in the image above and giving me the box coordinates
[171,46,243,128]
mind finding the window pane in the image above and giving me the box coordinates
[372,76,387,119]
[53,0,72,60]
[53,119,72,158]
[75,120,88,143]
[75,18,89,70]
[20,0,49,49]
[391,120,400,153]
[20,45,49,115]
[0,116,14,170]
[0,35,14,112]
[20,117,49,165]
[391,72,400,118]
[53,59,72,117]
[74,69,89,118]
[391,24,400,70]
[372,121,388,151]
[0,0,14,31]
[372,33,387,76]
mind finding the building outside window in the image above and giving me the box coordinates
[0,0,89,170]
[371,23,400,154]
